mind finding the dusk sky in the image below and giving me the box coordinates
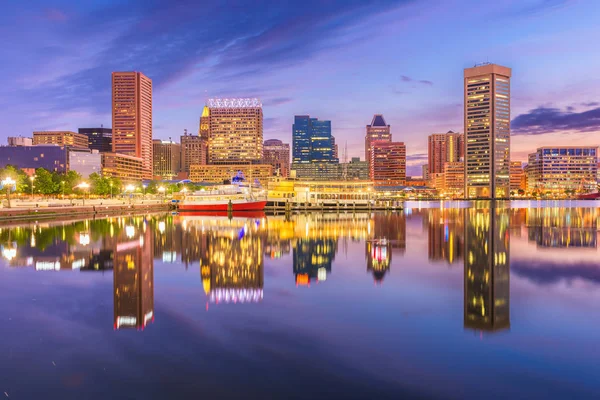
[2,0,600,175]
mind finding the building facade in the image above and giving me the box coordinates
[198,106,210,140]
[0,145,68,172]
[78,127,113,152]
[371,142,406,186]
[112,71,153,179]
[101,152,145,182]
[346,157,369,180]
[292,115,337,164]
[153,139,181,180]
[526,147,598,193]
[33,131,89,149]
[180,133,207,174]
[207,98,263,164]
[189,164,272,185]
[69,149,102,177]
[7,137,32,147]
[365,115,391,179]
[263,139,290,177]
[509,161,524,192]
[464,63,511,199]
[427,131,464,182]
[444,161,465,195]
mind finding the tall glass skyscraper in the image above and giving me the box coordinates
[292,115,337,164]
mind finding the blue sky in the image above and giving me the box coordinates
[1,0,600,175]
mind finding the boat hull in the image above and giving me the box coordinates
[178,200,267,212]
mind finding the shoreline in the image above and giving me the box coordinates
[0,202,172,223]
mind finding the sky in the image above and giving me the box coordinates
[1,0,600,176]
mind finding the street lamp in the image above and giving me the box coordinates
[29,176,35,199]
[126,184,135,204]
[110,181,113,199]
[2,177,16,208]
[77,182,90,206]
[142,183,147,197]
[61,181,65,198]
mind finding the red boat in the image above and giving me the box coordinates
[177,184,267,212]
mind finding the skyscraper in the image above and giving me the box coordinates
[464,63,511,199]
[427,131,464,175]
[198,105,210,140]
[152,139,181,180]
[207,98,263,164]
[365,115,391,179]
[263,139,290,177]
[180,132,207,174]
[292,116,337,164]
[112,71,153,179]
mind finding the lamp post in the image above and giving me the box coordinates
[2,177,16,209]
[29,176,35,199]
[142,184,147,198]
[110,181,113,199]
[61,181,65,198]
[126,184,135,204]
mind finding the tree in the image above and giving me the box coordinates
[35,168,57,195]
[145,181,158,195]
[518,189,525,196]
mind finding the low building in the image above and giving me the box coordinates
[371,142,406,186]
[78,127,112,152]
[33,131,89,149]
[346,157,369,180]
[153,139,181,180]
[429,172,445,191]
[291,163,339,181]
[405,177,427,187]
[101,152,145,182]
[0,145,68,172]
[509,161,524,192]
[69,149,102,177]
[7,137,33,146]
[527,146,598,193]
[444,161,464,195]
[189,164,272,185]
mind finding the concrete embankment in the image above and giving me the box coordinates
[0,202,172,223]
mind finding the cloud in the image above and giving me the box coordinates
[581,102,599,107]
[418,80,433,85]
[43,9,68,22]
[400,75,412,82]
[512,260,600,285]
[498,0,574,18]
[406,153,428,163]
[263,97,293,107]
[511,106,600,135]
[399,75,433,85]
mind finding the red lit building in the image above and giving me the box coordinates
[371,142,406,186]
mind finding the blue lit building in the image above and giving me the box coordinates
[292,115,338,164]
[0,145,69,172]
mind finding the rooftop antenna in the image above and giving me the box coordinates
[184,128,188,136]
[342,141,348,181]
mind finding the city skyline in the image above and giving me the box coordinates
[2,1,600,176]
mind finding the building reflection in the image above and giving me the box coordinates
[526,207,598,248]
[112,217,154,330]
[464,206,510,332]
[426,208,464,265]
[294,238,336,285]
[365,213,406,282]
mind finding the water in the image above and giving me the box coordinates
[0,203,599,399]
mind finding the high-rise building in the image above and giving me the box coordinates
[180,132,207,174]
[263,139,290,177]
[331,136,338,160]
[509,161,524,192]
[464,63,511,199]
[78,127,113,152]
[526,147,598,193]
[112,71,153,179]
[427,131,464,176]
[152,139,181,180]
[198,106,210,140]
[371,142,406,186]
[207,98,263,164]
[365,115,391,179]
[33,131,89,149]
[422,164,429,181]
[292,116,337,164]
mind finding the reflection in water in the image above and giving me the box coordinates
[1,205,599,333]
[464,207,510,332]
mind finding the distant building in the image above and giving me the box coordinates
[0,145,68,172]
[444,161,465,195]
[464,63,511,199]
[101,152,145,182]
[207,98,263,164]
[78,127,113,152]
[509,161,524,192]
[198,106,210,140]
[422,164,429,181]
[180,132,207,174]
[371,142,406,186]
[346,157,369,180]
[7,137,32,147]
[292,115,337,164]
[365,115,391,179]
[263,139,290,177]
[112,71,153,179]
[526,146,598,193]
[427,131,464,176]
[33,131,89,149]
[152,139,180,180]
[291,163,340,181]
[69,149,102,177]
[189,164,272,185]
